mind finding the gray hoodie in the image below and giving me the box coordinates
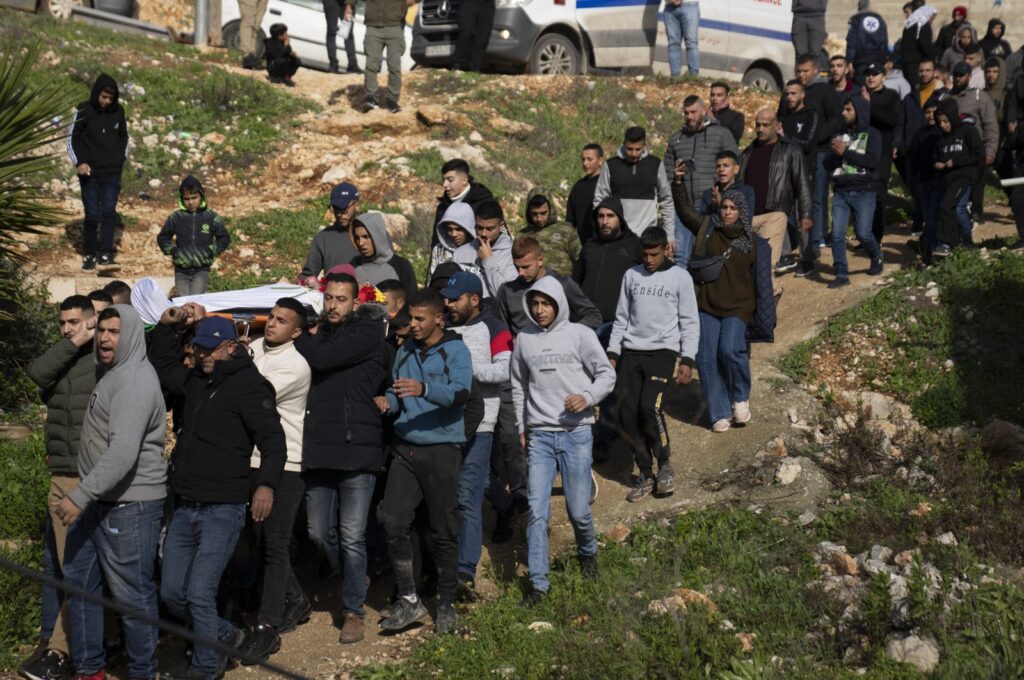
[454,232,517,297]
[69,305,167,508]
[428,202,475,280]
[353,211,399,283]
[607,261,700,365]
[511,277,616,433]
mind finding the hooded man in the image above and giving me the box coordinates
[939,22,978,72]
[898,59,947,235]
[150,307,287,679]
[934,5,970,56]
[157,175,231,296]
[511,276,615,606]
[933,97,985,255]
[979,18,1010,60]
[299,182,361,288]
[351,211,418,298]
[295,272,390,645]
[823,95,884,288]
[863,60,903,245]
[845,0,888,85]
[950,59,1000,220]
[429,201,475,282]
[592,126,676,245]
[572,197,643,327]
[68,73,129,273]
[429,159,494,265]
[452,199,517,297]
[56,305,167,680]
[520,191,583,276]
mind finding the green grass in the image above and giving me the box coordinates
[778,250,1024,428]
[1,10,314,193]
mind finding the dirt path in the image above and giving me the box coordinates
[24,66,1017,678]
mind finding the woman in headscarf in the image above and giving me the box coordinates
[901,2,937,88]
[671,172,756,433]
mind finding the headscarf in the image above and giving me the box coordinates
[905,5,937,36]
[709,189,753,254]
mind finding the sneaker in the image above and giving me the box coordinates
[732,401,751,425]
[491,507,515,544]
[379,596,428,631]
[589,469,599,504]
[625,473,654,502]
[19,650,74,680]
[773,254,799,274]
[239,624,279,666]
[933,244,952,257]
[579,553,599,580]
[81,254,96,271]
[712,419,731,433]
[794,261,814,277]
[279,591,311,633]
[455,573,479,603]
[241,53,261,70]
[827,276,851,289]
[385,99,402,114]
[339,612,365,644]
[96,253,120,273]
[282,78,296,88]
[868,257,884,276]
[434,602,458,635]
[328,62,340,73]
[655,463,675,496]
[220,626,248,663]
[362,97,380,113]
[346,64,364,74]
[520,588,546,608]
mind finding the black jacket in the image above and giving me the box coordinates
[714,107,746,145]
[780,107,820,176]
[899,84,948,153]
[979,19,1011,59]
[868,86,902,183]
[157,176,230,273]
[68,74,129,177]
[294,304,390,472]
[900,21,935,82]
[150,324,286,503]
[909,122,943,183]
[567,174,600,242]
[845,11,888,66]
[782,79,844,152]
[936,99,985,184]
[572,197,643,323]
[824,96,882,193]
[740,137,812,220]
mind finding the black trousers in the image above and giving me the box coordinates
[971,160,988,218]
[872,151,894,245]
[938,176,973,246]
[377,442,461,605]
[323,0,358,69]
[253,470,306,627]
[268,55,300,78]
[452,0,495,72]
[493,386,528,503]
[1011,184,1024,240]
[617,349,678,476]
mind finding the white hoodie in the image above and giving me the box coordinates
[250,337,311,472]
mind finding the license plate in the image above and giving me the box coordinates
[425,44,454,57]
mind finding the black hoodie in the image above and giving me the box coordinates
[157,176,231,273]
[572,197,643,323]
[936,98,984,184]
[68,74,129,177]
[979,19,1011,59]
[824,95,882,192]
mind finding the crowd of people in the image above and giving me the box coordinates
[22,4,1024,677]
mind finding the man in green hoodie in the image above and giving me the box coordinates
[520,192,582,276]
[54,305,168,680]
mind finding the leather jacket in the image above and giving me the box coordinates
[740,136,812,220]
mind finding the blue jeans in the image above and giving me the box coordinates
[457,432,494,578]
[664,2,700,76]
[674,214,695,269]
[94,500,164,679]
[696,312,750,424]
[813,151,830,246]
[304,469,377,616]
[62,507,105,674]
[79,173,121,256]
[526,428,597,593]
[41,517,61,642]
[160,502,246,675]
[956,186,972,240]
[830,189,880,278]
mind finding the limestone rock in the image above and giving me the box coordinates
[775,458,802,485]
[490,116,535,138]
[861,391,891,420]
[606,523,631,544]
[830,552,859,576]
[297,168,315,180]
[646,588,719,617]
[382,213,410,241]
[935,532,958,546]
[201,132,226,145]
[321,162,353,185]
[885,634,940,672]
[527,621,553,632]
[735,632,756,653]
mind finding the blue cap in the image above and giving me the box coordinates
[330,182,360,209]
[191,316,238,348]
[441,271,483,299]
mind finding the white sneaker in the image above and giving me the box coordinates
[712,419,731,433]
[732,401,751,424]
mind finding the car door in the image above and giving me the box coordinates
[576,0,660,68]
[264,0,331,68]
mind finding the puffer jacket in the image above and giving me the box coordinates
[157,175,230,273]
[26,338,97,475]
[663,117,739,204]
[740,136,812,220]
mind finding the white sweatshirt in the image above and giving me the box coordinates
[250,337,311,473]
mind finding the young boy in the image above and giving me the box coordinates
[511,277,615,606]
[933,98,985,256]
[607,226,699,502]
[68,73,130,273]
[157,175,230,296]
[427,202,475,281]
[265,23,301,87]
[350,213,418,298]
[377,279,407,319]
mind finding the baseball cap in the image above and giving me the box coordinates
[864,62,885,76]
[441,271,483,300]
[191,316,238,348]
[951,61,972,78]
[330,182,360,210]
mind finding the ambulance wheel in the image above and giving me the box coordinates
[528,34,579,75]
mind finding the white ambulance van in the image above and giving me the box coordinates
[412,0,795,91]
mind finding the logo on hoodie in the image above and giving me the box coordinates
[201,224,211,234]
[862,16,880,33]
